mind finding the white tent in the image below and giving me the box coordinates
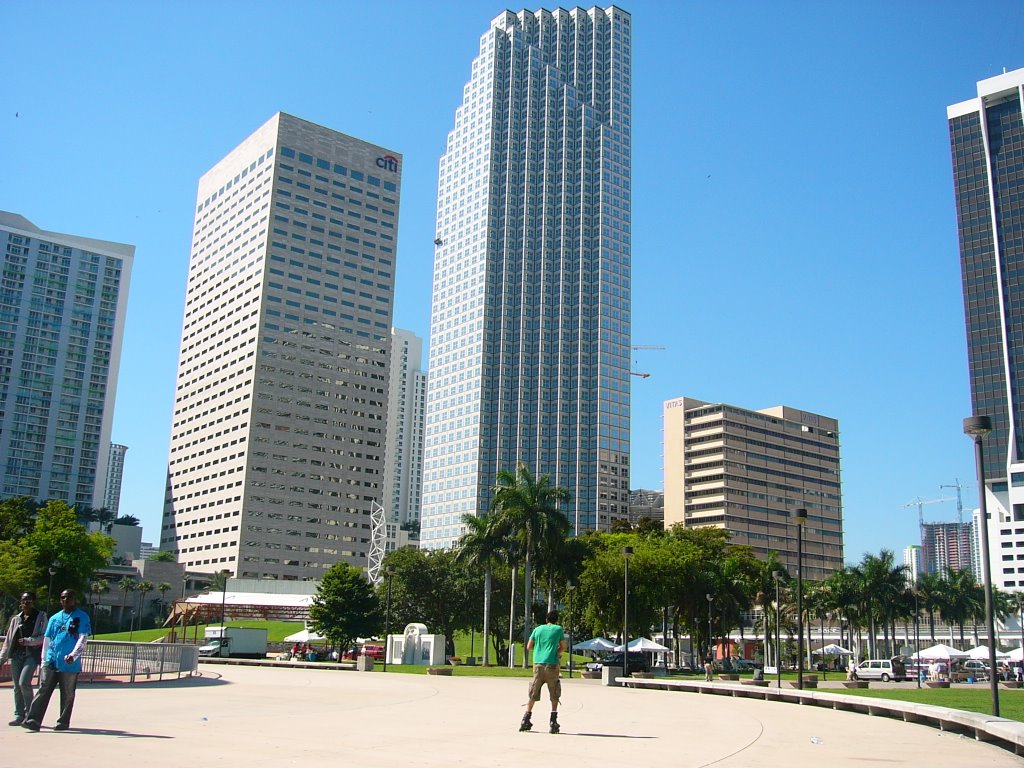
[813,643,853,656]
[966,645,1010,660]
[284,628,326,644]
[911,643,968,660]
[572,637,615,652]
[614,637,671,652]
[1006,647,1024,662]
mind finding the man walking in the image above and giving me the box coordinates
[520,610,567,734]
[21,589,91,732]
[0,592,47,726]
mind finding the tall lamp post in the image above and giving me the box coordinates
[219,569,232,630]
[705,593,714,667]
[567,580,575,679]
[793,507,808,691]
[964,414,1000,717]
[48,563,59,613]
[773,570,783,689]
[1017,593,1024,658]
[384,565,396,673]
[622,546,633,678]
[913,581,921,689]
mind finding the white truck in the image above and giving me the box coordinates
[198,627,268,659]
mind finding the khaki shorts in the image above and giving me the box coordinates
[528,663,561,703]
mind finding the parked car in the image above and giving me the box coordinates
[730,658,759,672]
[586,652,649,674]
[852,657,907,682]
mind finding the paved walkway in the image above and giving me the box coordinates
[4,667,1022,767]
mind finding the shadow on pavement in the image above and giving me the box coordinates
[43,727,173,739]
[84,673,228,690]
[565,733,657,739]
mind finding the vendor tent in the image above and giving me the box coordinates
[965,645,1009,660]
[911,643,968,660]
[572,637,615,652]
[614,638,671,652]
[284,628,326,644]
[813,643,853,656]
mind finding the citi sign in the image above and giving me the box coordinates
[376,155,399,172]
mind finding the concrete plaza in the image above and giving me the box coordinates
[3,666,1022,767]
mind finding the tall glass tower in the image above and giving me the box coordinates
[420,7,632,549]
[949,68,1024,521]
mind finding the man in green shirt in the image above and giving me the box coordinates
[520,610,567,734]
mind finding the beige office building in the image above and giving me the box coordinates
[160,113,402,579]
[383,327,426,544]
[663,397,843,581]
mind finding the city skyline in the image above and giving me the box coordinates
[2,2,1023,562]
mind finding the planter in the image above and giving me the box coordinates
[842,681,869,689]
[1000,681,1022,689]
[718,674,740,681]
[924,681,950,689]
[427,667,454,676]
[741,679,769,687]
[581,671,601,679]
[632,672,654,679]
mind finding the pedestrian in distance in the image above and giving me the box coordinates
[0,592,47,726]
[520,609,567,734]
[21,589,91,732]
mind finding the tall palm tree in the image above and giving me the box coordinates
[915,572,945,644]
[940,568,982,647]
[118,577,137,632]
[157,581,173,619]
[858,550,907,657]
[456,513,505,666]
[135,580,154,634]
[491,462,570,667]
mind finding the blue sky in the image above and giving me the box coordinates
[2,1,1022,563]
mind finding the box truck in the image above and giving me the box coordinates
[198,627,268,659]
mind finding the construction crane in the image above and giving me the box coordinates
[630,345,664,379]
[940,479,966,527]
[903,496,955,528]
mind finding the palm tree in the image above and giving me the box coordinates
[118,577,137,632]
[858,550,907,657]
[939,568,982,647]
[491,462,571,667]
[135,580,154,633]
[915,572,945,644]
[456,513,505,666]
[89,578,110,622]
[157,581,173,619]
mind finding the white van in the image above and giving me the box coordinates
[852,657,907,682]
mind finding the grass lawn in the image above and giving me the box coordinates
[96,621,306,643]
[829,686,1024,721]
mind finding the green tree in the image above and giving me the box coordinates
[118,577,138,631]
[456,513,505,666]
[0,496,37,541]
[156,581,173,618]
[114,515,140,526]
[491,462,571,665]
[310,562,382,651]
[381,547,478,657]
[22,500,113,598]
[0,540,42,607]
[147,551,176,562]
[136,580,154,630]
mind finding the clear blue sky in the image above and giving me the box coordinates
[2,1,1022,564]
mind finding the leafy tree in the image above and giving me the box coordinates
[0,497,37,541]
[381,547,478,656]
[114,514,140,526]
[147,550,176,562]
[456,513,505,665]
[136,580,154,629]
[310,563,382,651]
[0,540,42,607]
[22,500,113,598]
[157,581,173,618]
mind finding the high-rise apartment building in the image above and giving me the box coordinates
[903,544,923,585]
[103,442,128,515]
[663,397,844,581]
[160,113,401,579]
[949,69,1024,526]
[920,521,973,575]
[0,212,133,508]
[420,7,633,548]
[384,327,426,535]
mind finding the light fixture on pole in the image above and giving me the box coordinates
[705,592,714,667]
[219,569,232,630]
[384,565,396,673]
[622,546,633,678]
[964,414,999,717]
[1018,593,1024,657]
[48,563,59,613]
[772,570,782,689]
[793,507,808,691]
[567,580,575,679]
[913,579,921,689]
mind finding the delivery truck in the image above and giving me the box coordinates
[198,626,268,659]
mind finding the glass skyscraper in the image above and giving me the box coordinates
[420,7,632,548]
[0,212,133,508]
[949,68,1024,521]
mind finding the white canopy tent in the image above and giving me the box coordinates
[283,628,326,644]
[614,638,671,652]
[965,645,1009,660]
[813,643,853,656]
[911,643,969,660]
[572,637,615,652]
[1006,647,1024,662]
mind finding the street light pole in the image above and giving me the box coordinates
[965,415,1000,717]
[48,563,58,613]
[706,593,714,667]
[914,584,921,689]
[622,546,633,678]
[567,580,575,679]
[219,569,232,630]
[384,566,395,673]
[794,508,808,691]
[773,570,782,689]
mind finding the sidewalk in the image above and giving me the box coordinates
[4,666,1021,767]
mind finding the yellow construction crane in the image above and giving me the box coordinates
[902,496,955,528]
[630,345,664,379]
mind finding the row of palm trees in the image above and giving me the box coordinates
[88,577,174,632]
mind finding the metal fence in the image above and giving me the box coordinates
[0,640,199,684]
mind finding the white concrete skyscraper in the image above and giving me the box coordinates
[384,327,426,533]
[160,113,402,579]
[420,7,632,548]
[0,212,133,508]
